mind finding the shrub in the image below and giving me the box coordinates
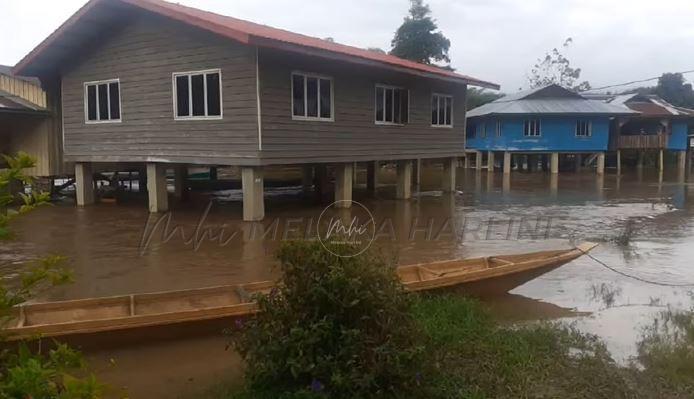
[230,240,426,398]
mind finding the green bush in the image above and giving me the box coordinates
[229,240,426,398]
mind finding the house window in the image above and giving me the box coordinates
[291,72,333,121]
[431,93,453,127]
[173,69,222,119]
[576,121,592,137]
[375,84,409,125]
[84,79,121,123]
[496,120,502,137]
[524,119,541,136]
[480,123,487,138]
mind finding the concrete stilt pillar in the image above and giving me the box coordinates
[396,160,413,199]
[616,150,622,175]
[366,161,378,194]
[596,152,606,175]
[414,158,422,194]
[503,152,511,174]
[487,151,495,172]
[550,152,559,174]
[334,163,353,208]
[463,155,470,169]
[476,151,483,171]
[241,166,264,221]
[302,165,313,193]
[442,157,457,193]
[146,163,169,213]
[75,163,95,206]
[658,149,664,173]
[575,154,582,173]
[173,165,188,199]
[677,151,687,174]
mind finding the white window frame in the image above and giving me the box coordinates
[172,68,223,121]
[291,71,334,122]
[575,120,592,137]
[496,120,502,137]
[84,78,122,124]
[431,93,453,128]
[374,83,409,126]
[523,119,541,137]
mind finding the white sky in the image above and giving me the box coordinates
[2,0,694,93]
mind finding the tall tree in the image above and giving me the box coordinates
[390,0,451,65]
[655,73,694,108]
[527,38,591,91]
[467,88,503,110]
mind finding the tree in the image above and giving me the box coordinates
[390,0,451,65]
[467,87,504,110]
[655,73,694,108]
[528,38,591,91]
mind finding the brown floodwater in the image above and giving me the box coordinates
[2,166,694,397]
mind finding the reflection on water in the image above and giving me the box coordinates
[3,167,694,395]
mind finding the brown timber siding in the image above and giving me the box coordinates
[61,12,259,166]
[257,48,467,165]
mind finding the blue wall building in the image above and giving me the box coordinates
[465,85,636,173]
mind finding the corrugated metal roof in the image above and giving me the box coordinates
[14,0,499,89]
[585,93,694,117]
[467,84,637,117]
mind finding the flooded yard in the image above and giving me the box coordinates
[2,167,693,396]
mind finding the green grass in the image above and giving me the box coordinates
[191,295,694,399]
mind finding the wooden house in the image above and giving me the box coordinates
[13,0,498,220]
[0,66,65,179]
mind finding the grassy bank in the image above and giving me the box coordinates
[190,295,694,399]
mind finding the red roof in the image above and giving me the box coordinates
[13,0,499,89]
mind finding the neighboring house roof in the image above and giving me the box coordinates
[0,65,41,85]
[592,93,694,117]
[13,0,499,90]
[0,88,47,114]
[467,84,637,118]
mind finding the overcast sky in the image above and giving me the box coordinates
[2,0,693,93]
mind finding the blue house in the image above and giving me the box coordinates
[466,85,636,174]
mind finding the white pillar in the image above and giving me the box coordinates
[616,150,622,175]
[146,163,169,213]
[487,151,495,171]
[442,157,457,193]
[463,155,470,169]
[658,149,664,172]
[550,152,559,174]
[242,166,264,221]
[677,151,687,174]
[596,152,605,175]
[503,152,511,174]
[396,160,413,199]
[476,151,483,170]
[334,163,353,208]
[75,163,95,206]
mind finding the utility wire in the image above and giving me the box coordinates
[580,69,694,93]
[575,246,694,287]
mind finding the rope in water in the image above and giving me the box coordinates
[575,246,694,288]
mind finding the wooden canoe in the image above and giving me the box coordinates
[3,243,597,341]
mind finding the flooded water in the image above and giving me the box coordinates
[3,166,694,397]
